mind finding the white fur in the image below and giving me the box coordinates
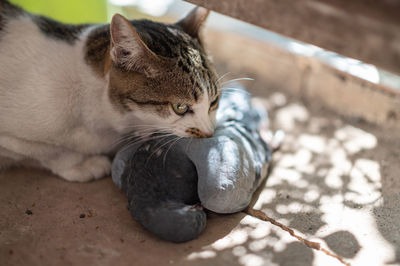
[0,17,121,181]
[0,16,216,182]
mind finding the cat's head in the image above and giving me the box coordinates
[107,7,219,138]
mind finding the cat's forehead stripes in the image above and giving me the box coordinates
[86,20,209,72]
[132,20,197,58]
[129,20,219,99]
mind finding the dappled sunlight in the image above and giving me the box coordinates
[268,102,381,210]
[187,250,217,260]
[185,91,397,266]
[186,214,310,265]
[334,126,377,154]
[238,254,267,266]
[299,135,326,154]
[248,96,394,265]
[211,229,249,250]
[248,223,271,240]
[275,103,310,131]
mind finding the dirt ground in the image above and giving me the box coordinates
[1,75,399,266]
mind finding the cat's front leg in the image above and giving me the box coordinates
[0,135,111,182]
[46,154,112,182]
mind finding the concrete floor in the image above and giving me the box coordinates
[1,87,399,266]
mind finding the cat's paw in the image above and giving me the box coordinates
[58,155,111,182]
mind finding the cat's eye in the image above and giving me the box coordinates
[172,103,189,115]
[209,96,220,110]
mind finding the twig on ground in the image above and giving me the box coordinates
[244,207,350,266]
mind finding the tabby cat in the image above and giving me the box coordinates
[0,0,220,182]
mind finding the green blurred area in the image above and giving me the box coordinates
[9,0,108,24]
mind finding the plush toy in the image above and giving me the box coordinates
[112,83,280,243]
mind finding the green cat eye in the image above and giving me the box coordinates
[172,103,189,115]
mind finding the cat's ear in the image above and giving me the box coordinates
[176,7,209,39]
[110,14,159,75]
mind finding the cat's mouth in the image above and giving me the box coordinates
[185,128,213,138]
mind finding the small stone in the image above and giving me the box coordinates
[25,209,33,215]
[79,214,85,218]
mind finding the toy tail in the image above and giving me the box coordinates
[129,200,206,243]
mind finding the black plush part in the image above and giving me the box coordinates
[121,137,206,243]
[131,201,205,243]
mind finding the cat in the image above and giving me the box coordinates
[0,0,220,182]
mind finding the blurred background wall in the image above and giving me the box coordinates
[9,0,108,23]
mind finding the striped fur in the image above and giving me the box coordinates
[85,15,219,118]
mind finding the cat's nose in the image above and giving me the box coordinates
[202,130,214,138]
[186,128,213,138]
[201,126,215,138]
[204,133,213,138]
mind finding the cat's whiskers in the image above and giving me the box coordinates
[113,125,172,148]
[216,72,231,84]
[118,132,177,153]
[185,136,194,153]
[221,86,251,95]
[116,129,170,145]
[221,77,254,85]
[146,135,182,164]
[113,129,157,147]
[120,125,171,135]
[122,124,171,129]
[189,79,197,99]
[120,124,171,135]
[162,136,184,166]
[115,132,157,147]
